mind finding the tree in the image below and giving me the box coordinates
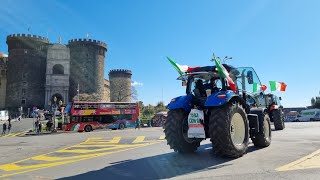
[142,105,155,118]
[111,82,138,102]
[73,93,101,102]
[155,101,167,113]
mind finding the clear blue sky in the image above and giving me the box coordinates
[0,0,319,107]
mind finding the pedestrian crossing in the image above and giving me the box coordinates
[0,132,25,138]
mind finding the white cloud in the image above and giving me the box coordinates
[131,81,143,86]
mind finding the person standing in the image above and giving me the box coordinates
[35,120,39,134]
[135,117,141,130]
[7,123,11,134]
[2,122,7,136]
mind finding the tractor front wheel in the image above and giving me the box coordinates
[164,109,201,153]
[209,102,249,158]
[252,113,271,147]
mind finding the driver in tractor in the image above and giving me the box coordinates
[193,79,206,98]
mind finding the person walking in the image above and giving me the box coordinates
[135,116,141,130]
[2,122,7,136]
[38,122,42,133]
[7,122,11,134]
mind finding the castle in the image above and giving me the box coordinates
[0,34,132,112]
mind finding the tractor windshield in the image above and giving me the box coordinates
[230,67,262,94]
[187,74,223,97]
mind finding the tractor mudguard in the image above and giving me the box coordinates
[166,95,193,112]
[249,108,266,133]
[204,90,238,107]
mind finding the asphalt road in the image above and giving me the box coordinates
[1,122,320,179]
[0,118,34,134]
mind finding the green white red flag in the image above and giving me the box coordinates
[213,57,237,92]
[167,57,200,75]
[253,83,267,92]
[269,81,287,92]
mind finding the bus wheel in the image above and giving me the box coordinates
[84,125,92,132]
[119,123,125,130]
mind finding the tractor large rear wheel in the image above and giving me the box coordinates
[209,102,249,158]
[272,109,285,130]
[164,109,201,153]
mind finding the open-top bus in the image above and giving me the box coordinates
[63,101,139,132]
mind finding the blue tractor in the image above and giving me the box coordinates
[164,65,272,158]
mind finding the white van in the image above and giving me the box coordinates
[0,110,9,121]
[296,109,320,122]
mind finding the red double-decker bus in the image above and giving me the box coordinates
[63,102,139,132]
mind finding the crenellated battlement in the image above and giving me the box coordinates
[68,38,107,49]
[109,69,132,75]
[6,34,49,43]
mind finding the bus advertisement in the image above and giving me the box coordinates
[63,102,139,132]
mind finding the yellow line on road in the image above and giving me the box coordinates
[276,149,320,171]
[0,140,158,178]
[132,136,146,143]
[159,135,165,140]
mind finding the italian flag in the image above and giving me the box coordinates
[253,83,267,92]
[214,57,237,92]
[269,81,287,92]
[167,57,200,75]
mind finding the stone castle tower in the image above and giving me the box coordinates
[6,34,49,109]
[67,39,107,101]
[109,69,132,102]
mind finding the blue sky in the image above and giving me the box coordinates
[0,0,319,107]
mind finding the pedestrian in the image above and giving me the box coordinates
[35,120,39,134]
[7,123,11,134]
[135,116,141,130]
[38,122,42,133]
[2,122,6,136]
[8,117,11,124]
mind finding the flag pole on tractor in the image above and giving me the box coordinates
[212,55,237,92]
[167,57,200,75]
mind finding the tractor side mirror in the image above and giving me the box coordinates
[182,81,187,86]
[279,97,282,101]
[247,71,254,84]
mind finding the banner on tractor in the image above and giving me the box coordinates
[187,109,205,138]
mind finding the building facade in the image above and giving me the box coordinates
[0,53,8,109]
[45,44,70,108]
[3,33,134,110]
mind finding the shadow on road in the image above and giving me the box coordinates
[60,143,262,180]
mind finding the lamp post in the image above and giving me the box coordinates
[53,96,57,131]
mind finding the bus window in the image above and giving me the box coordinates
[120,114,132,120]
[82,116,93,122]
[72,116,80,123]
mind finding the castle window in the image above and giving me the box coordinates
[21,99,26,105]
[53,64,64,75]
[22,72,27,79]
[23,81,27,86]
[22,89,26,96]
[1,70,5,75]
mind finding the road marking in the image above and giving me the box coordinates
[0,132,25,138]
[132,136,145,143]
[0,136,160,178]
[276,149,320,171]
[159,135,165,140]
